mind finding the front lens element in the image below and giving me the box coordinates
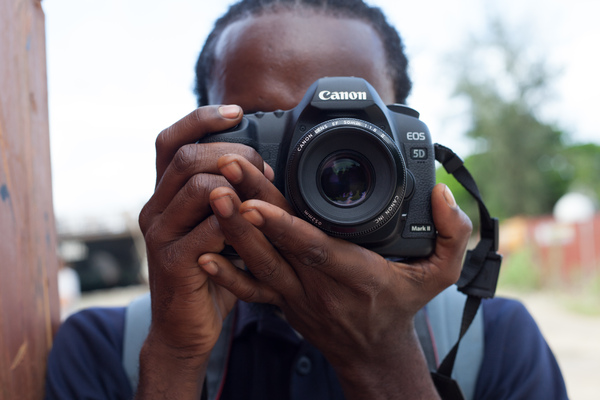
[319,151,373,207]
[287,117,405,234]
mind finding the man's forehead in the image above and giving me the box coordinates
[214,11,379,55]
[209,10,394,109]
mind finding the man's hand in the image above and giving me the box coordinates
[199,156,472,399]
[135,105,276,399]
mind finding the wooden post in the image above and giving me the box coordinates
[0,0,61,399]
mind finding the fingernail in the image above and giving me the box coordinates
[218,105,241,119]
[212,195,234,218]
[443,185,457,209]
[199,260,219,276]
[242,208,264,227]
[220,160,243,184]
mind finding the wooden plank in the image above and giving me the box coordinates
[0,0,61,398]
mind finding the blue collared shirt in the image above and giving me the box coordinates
[45,297,567,399]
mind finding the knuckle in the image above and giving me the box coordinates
[185,174,213,203]
[180,108,207,135]
[250,257,281,283]
[454,208,473,238]
[155,127,173,153]
[228,145,263,170]
[215,268,265,304]
[141,227,177,272]
[229,281,258,303]
[267,215,331,268]
[241,146,262,166]
[171,145,200,175]
[294,243,329,267]
[141,222,162,248]
[138,202,153,233]
[222,144,262,169]
[460,212,474,236]
[190,107,206,125]
[465,220,474,238]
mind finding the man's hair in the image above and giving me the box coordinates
[194,0,412,106]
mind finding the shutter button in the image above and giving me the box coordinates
[295,355,312,375]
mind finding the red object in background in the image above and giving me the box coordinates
[503,214,600,283]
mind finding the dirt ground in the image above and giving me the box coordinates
[76,285,599,399]
[497,289,600,400]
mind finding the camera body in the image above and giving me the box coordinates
[201,77,436,258]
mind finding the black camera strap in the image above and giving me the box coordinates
[431,144,503,399]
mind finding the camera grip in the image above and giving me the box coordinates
[403,141,436,238]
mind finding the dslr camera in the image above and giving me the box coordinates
[201,77,436,258]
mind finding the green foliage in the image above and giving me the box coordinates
[559,143,600,201]
[447,15,584,219]
[438,16,600,304]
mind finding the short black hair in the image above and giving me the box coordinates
[194,0,412,106]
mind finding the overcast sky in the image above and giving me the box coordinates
[43,0,600,229]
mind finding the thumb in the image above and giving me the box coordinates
[430,183,473,283]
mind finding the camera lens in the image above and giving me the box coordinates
[286,118,407,237]
[318,151,373,207]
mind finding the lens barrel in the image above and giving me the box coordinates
[286,118,407,237]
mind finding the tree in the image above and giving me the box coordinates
[559,143,600,202]
[447,16,569,220]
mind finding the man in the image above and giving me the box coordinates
[45,1,568,399]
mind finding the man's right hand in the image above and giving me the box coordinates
[135,105,273,398]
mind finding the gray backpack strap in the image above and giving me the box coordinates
[204,311,234,399]
[424,285,485,400]
[414,308,437,370]
[123,293,152,391]
[123,293,234,400]
[123,289,482,399]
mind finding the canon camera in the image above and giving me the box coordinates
[201,77,436,257]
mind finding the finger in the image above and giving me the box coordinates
[148,141,264,217]
[145,214,226,273]
[217,154,293,213]
[141,142,267,232]
[198,253,281,305]
[153,173,234,237]
[263,162,275,182]
[154,105,242,183]
[238,199,380,284]
[143,215,227,316]
[208,187,302,295]
[428,184,473,286]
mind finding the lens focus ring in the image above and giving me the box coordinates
[286,118,406,237]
